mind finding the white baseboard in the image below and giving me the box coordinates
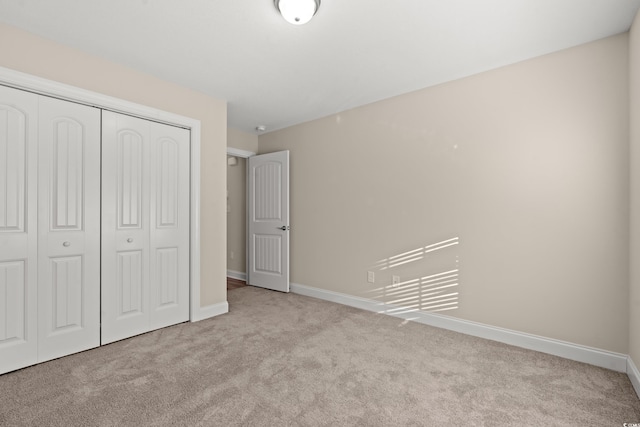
[290,283,628,373]
[227,270,247,281]
[628,357,640,398]
[191,301,229,322]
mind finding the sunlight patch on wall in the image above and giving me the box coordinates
[367,237,460,315]
[371,237,459,271]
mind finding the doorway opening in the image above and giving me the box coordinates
[227,147,254,291]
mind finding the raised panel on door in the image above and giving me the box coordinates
[37,96,100,362]
[0,261,26,342]
[0,86,38,374]
[49,256,83,330]
[102,111,151,344]
[118,130,143,230]
[149,124,189,329]
[117,250,144,317]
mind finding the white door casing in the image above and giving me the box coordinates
[248,151,290,293]
[101,111,189,344]
[0,85,39,373]
[37,96,101,362]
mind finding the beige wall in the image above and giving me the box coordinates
[227,156,247,273]
[228,127,259,154]
[630,10,640,367]
[0,23,228,307]
[260,34,630,353]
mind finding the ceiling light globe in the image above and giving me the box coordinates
[275,0,320,25]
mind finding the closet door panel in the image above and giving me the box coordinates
[37,96,100,362]
[102,112,189,343]
[149,124,189,329]
[0,86,38,374]
[102,111,150,344]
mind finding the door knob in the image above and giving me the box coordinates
[127,238,133,243]
[63,241,71,247]
[277,226,290,231]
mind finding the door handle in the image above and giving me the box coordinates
[277,226,290,231]
[63,241,71,247]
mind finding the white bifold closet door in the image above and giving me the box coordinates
[37,96,101,361]
[0,86,101,373]
[101,111,190,345]
[0,86,39,372]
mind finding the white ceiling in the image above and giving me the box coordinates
[1,0,639,134]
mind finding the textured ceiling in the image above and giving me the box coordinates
[1,0,639,133]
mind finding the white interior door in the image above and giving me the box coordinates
[102,111,189,344]
[248,151,290,292]
[0,86,39,373]
[37,96,101,362]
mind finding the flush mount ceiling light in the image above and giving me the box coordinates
[274,0,320,25]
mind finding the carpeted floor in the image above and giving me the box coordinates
[1,286,639,426]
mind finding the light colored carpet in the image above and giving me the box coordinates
[1,286,639,426]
